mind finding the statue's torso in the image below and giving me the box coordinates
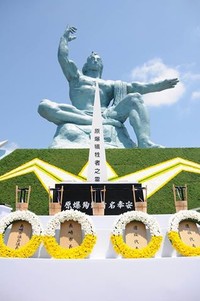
[69,75,114,112]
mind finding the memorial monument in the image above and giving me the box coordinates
[38,25,179,148]
[0,22,200,301]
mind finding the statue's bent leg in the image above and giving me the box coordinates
[107,93,163,148]
[38,99,93,125]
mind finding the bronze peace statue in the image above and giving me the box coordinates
[38,25,178,148]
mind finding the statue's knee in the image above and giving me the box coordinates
[38,99,56,116]
[38,100,48,117]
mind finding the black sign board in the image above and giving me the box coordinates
[55,182,142,215]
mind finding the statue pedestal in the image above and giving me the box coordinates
[50,123,136,149]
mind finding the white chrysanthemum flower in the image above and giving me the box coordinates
[44,209,96,237]
[168,210,200,232]
[112,211,162,237]
[0,210,43,236]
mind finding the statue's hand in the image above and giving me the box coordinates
[162,78,179,89]
[63,25,77,42]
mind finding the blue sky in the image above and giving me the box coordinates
[1,0,200,153]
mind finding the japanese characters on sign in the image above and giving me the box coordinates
[64,199,134,211]
[60,220,82,248]
[179,220,200,248]
[87,82,108,182]
[58,183,141,215]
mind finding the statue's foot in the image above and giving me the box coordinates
[138,139,164,148]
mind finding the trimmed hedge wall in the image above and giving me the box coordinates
[0,148,200,215]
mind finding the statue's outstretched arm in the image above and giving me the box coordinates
[127,78,179,95]
[58,26,80,81]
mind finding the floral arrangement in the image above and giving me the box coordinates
[43,209,97,259]
[0,210,43,258]
[111,211,162,258]
[168,210,200,256]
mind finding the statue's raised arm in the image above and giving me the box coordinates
[58,26,80,81]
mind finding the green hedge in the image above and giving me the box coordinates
[0,148,200,215]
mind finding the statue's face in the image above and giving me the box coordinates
[87,52,102,67]
[82,52,103,78]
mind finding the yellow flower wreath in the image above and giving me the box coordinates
[111,211,162,258]
[0,210,43,258]
[43,210,97,259]
[168,210,200,256]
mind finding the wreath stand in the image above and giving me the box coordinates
[91,185,106,215]
[132,185,147,213]
[173,184,188,212]
[15,185,31,211]
[48,186,63,215]
[172,184,200,248]
[124,186,148,249]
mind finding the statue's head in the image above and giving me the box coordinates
[82,52,103,78]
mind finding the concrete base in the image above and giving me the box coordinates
[0,214,200,301]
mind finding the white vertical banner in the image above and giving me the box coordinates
[87,81,108,182]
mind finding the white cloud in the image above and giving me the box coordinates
[191,91,200,101]
[182,72,200,103]
[183,72,200,81]
[130,58,185,107]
